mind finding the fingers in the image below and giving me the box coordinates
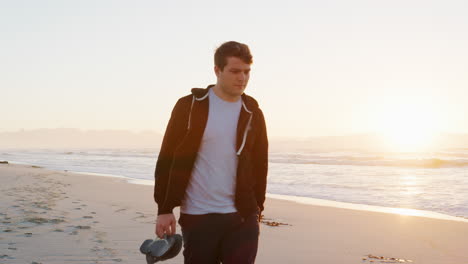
[155,222,174,238]
[156,222,164,239]
[170,218,176,235]
[155,214,177,239]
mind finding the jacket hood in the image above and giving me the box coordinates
[191,85,259,111]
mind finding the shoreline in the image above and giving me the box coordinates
[4,159,468,223]
[1,163,468,263]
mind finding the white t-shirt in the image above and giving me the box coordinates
[180,88,242,214]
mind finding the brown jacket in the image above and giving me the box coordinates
[154,85,268,218]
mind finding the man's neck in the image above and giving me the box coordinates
[212,85,241,103]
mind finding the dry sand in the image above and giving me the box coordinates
[1,163,467,264]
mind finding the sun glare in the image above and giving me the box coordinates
[377,102,440,152]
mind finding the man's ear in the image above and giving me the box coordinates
[214,65,220,77]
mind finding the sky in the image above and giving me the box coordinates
[1,0,467,139]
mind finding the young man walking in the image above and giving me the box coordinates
[154,41,268,264]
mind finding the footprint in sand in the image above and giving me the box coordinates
[132,212,150,221]
[0,254,14,260]
[114,208,126,213]
[90,246,100,252]
[75,225,91,229]
[83,216,93,219]
[24,232,33,237]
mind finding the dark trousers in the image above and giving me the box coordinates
[178,212,259,264]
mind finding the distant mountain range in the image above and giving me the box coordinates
[1,128,467,150]
[0,128,163,148]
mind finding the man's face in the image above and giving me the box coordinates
[215,56,251,98]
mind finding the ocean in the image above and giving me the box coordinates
[1,148,467,221]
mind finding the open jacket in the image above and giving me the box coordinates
[154,85,268,219]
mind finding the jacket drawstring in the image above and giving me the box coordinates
[187,93,210,130]
[236,114,252,156]
[187,96,195,130]
[236,101,253,155]
[188,92,253,155]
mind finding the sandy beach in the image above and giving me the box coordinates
[1,163,467,264]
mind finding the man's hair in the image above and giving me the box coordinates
[214,41,253,70]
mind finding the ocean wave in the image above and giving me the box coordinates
[50,149,158,159]
[269,156,468,168]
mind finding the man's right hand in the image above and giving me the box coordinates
[155,213,176,239]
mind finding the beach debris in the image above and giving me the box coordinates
[259,214,290,227]
[363,254,413,263]
[31,165,42,168]
[24,232,33,237]
[261,220,289,226]
[0,161,8,164]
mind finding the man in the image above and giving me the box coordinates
[154,41,268,264]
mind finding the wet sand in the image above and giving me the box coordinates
[1,163,467,263]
